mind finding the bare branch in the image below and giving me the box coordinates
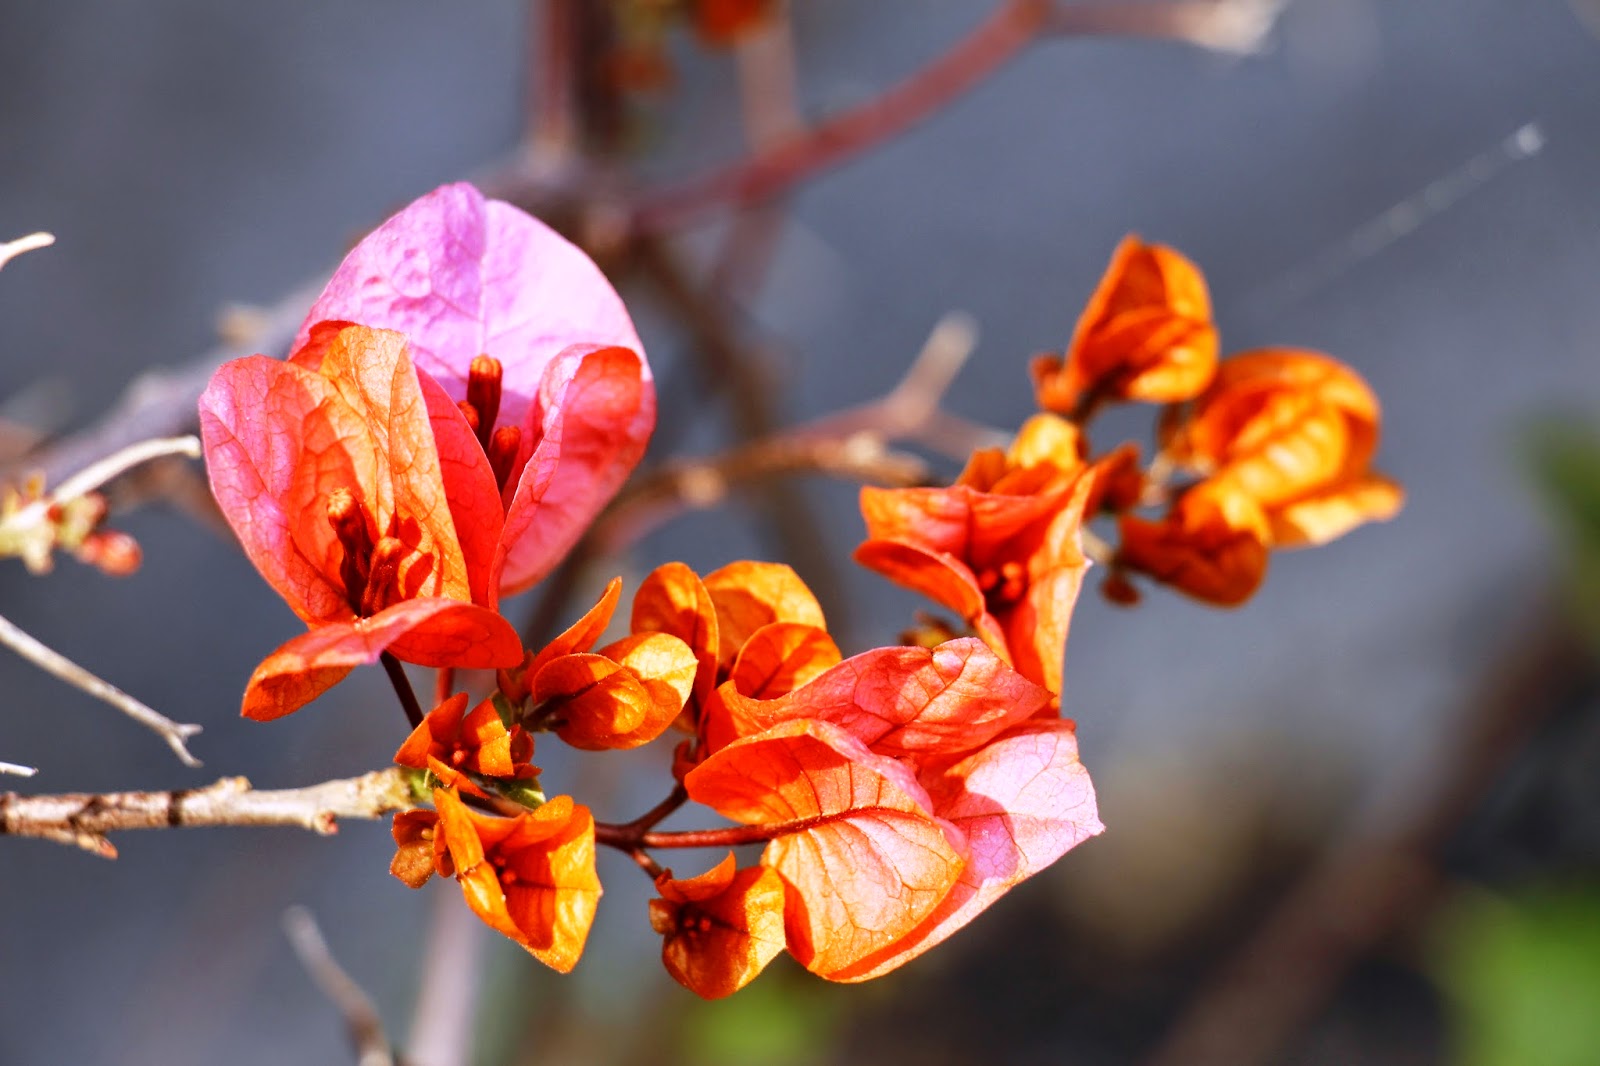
[589,312,993,553]
[0,611,203,767]
[0,768,415,858]
[632,0,1287,232]
[46,434,200,507]
[283,906,401,1066]
[7,277,326,491]
[1046,0,1286,53]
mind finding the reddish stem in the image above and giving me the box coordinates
[433,667,455,708]
[594,804,907,851]
[381,652,425,730]
[632,0,1049,231]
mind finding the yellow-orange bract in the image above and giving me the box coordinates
[1161,347,1402,544]
[1116,348,1402,604]
[630,560,840,749]
[534,633,698,750]
[431,789,600,973]
[499,576,699,751]
[1117,481,1271,607]
[1031,236,1218,415]
[649,853,787,999]
[855,413,1092,693]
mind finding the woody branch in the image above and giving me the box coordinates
[0,768,415,859]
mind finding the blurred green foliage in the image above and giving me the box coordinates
[675,965,840,1066]
[1526,420,1600,641]
[1432,885,1600,1066]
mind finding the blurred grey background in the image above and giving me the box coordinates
[3,2,1600,1064]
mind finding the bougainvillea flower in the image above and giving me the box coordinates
[696,642,1101,981]
[432,788,601,973]
[293,182,654,595]
[389,809,444,889]
[828,719,1101,981]
[394,692,536,797]
[1117,481,1271,606]
[710,637,1047,756]
[855,414,1092,693]
[685,718,966,979]
[1031,236,1218,415]
[649,852,787,999]
[1158,348,1403,544]
[199,324,524,720]
[532,632,698,750]
[630,560,835,730]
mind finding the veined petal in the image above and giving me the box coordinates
[830,720,1102,981]
[498,345,653,594]
[241,598,521,720]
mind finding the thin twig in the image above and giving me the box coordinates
[633,0,1050,231]
[590,429,929,553]
[632,0,1284,234]
[283,906,401,1066]
[0,611,203,767]
[0,760,38,778]
[0,768,416,858]
[0,231,55,271]
[7,278,326,491]
[46,434,201,505]
[632,233,847,616]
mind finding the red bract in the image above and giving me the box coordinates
[294,182,654,595]
[199,324,523,720]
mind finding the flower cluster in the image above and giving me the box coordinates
[200,191,1396,999]
[861,235,1402,623]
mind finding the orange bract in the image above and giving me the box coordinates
[432,789,601,973]
[650,853,787,999]
[1117,481,1270,607]
[686,718,966,979]
[1159,348,1402,549]
[389,809,444,889]
[532,632,698,750]
[1032,236,1218,414]
[855,416,1093,693]
[394,692,536,797]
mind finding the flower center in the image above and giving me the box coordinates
[975,559,1028,610]
[325,488,435,617]
[456,355,523,494]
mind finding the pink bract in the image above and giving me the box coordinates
[294,182,655,594]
